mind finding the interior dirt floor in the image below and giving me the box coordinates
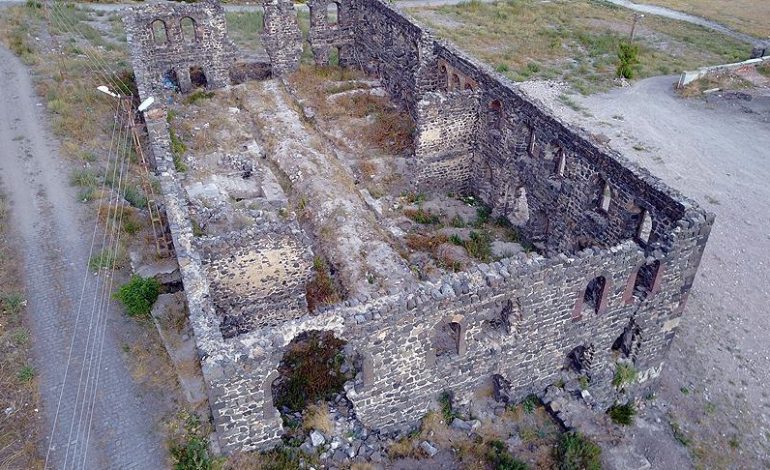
[518,75,770,468]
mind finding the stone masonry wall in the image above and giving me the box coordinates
[128,0,714,455]
[412,89,479,193]
[262,0,304,75]
[307,0,355,66]
[123,0,237,97]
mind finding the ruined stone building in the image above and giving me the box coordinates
[124,0,713,453]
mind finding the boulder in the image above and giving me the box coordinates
[420,441,438,457]
[310,430,326,447]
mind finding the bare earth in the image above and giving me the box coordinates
[519,76,770,467]
[0,45,167,468]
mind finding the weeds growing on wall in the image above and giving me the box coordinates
[305,256,341,312]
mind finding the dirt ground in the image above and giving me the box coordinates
[518,76,770,468]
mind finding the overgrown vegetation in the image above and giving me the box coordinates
[608,402,636,425]
[184,89,215,105]
[439,391,459,423]
[305,256,342,312]
[168,412,212,470]
[113,275,161,318]
[410,0,749,93]
[273,331,349,412]
[612,362,637,388]
[404,207,441,225]
[553,431,601,470]
[487,439,529,470]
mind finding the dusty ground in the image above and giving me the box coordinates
[518,76,770,467]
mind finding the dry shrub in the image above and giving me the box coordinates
[357,160,378,180]
[387,437,422,459]
[125,330,179,392]
[305,256,341,312]
[405,233,448,252]
[366,107,415,155]
[302,403,334,434]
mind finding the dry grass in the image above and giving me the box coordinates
[409,0,750,94]
[678,72,754,97]
[124,329,179,392]
[302,403,334,434]
[643,0,770,38]
[0,195,42,469]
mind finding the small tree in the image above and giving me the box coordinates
[114,275,160,318]
[616,41,640,79]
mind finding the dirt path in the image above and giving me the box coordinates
[0,45,167,469]
[520,76,770,466]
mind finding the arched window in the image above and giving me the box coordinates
[189,66,208,89]
[612,318,642,360]
[555,149,566,176]
[451,73,460,90]
[600,182,611,212]
[151,19,168,45]
[489,100,503,129]
[327,2,339,25]
[637,210,652,244]
[439,64,448,89]
[632,260,661,300]
[180,17,197,44]
[583,276,607,314]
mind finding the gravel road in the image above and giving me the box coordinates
[0,45,167,469]
[520,76,770,467]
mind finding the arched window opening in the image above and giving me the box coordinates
[189,66,208,89]
[439,65,448,89]
[151,19,168,45]
[489,100,503,130]
[632,260,661,301]
[555,149,566,176]
[180,17,197,44]
[327,2,339,25]
[612,318,642,360]
[451,73,460,91]
[583,276,607,314]
[528,127,536,156]
[566,344,595,375]
[600,182,611,212]
[162,69,180,92]
[637,210,653,244]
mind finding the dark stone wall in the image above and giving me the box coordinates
[262,0,303,74]
[307,0,355,66]
[123,0,237,97]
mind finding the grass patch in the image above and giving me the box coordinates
[487,439,528,470]
[404,207,441,225]
[554,431,601,470]
[463,230,492,261]
[113,275,161,318]
[184,89,215,105]
[168,412,211,470]
[607,402,636,425]
[409,0,749,94]
[439,390,459,423]
[88,248,125,271]
[17,365,35,383]
[612,362,637,388]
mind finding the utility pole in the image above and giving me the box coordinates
[630,13,644,41]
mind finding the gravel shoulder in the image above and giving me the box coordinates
[0,44,167,469]
[519,76,770,467]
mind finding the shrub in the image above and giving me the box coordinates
[123,185,147,208]
[608,402,636,425]
[305,257,340,311]
[521,394,538,414]
[487,439,529,470]
[113,275,160,318]
[439,391,458,423]
[554,431,601,470]
[616,41,640,79]
[474,205,492,226]
[464,230,492,261]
